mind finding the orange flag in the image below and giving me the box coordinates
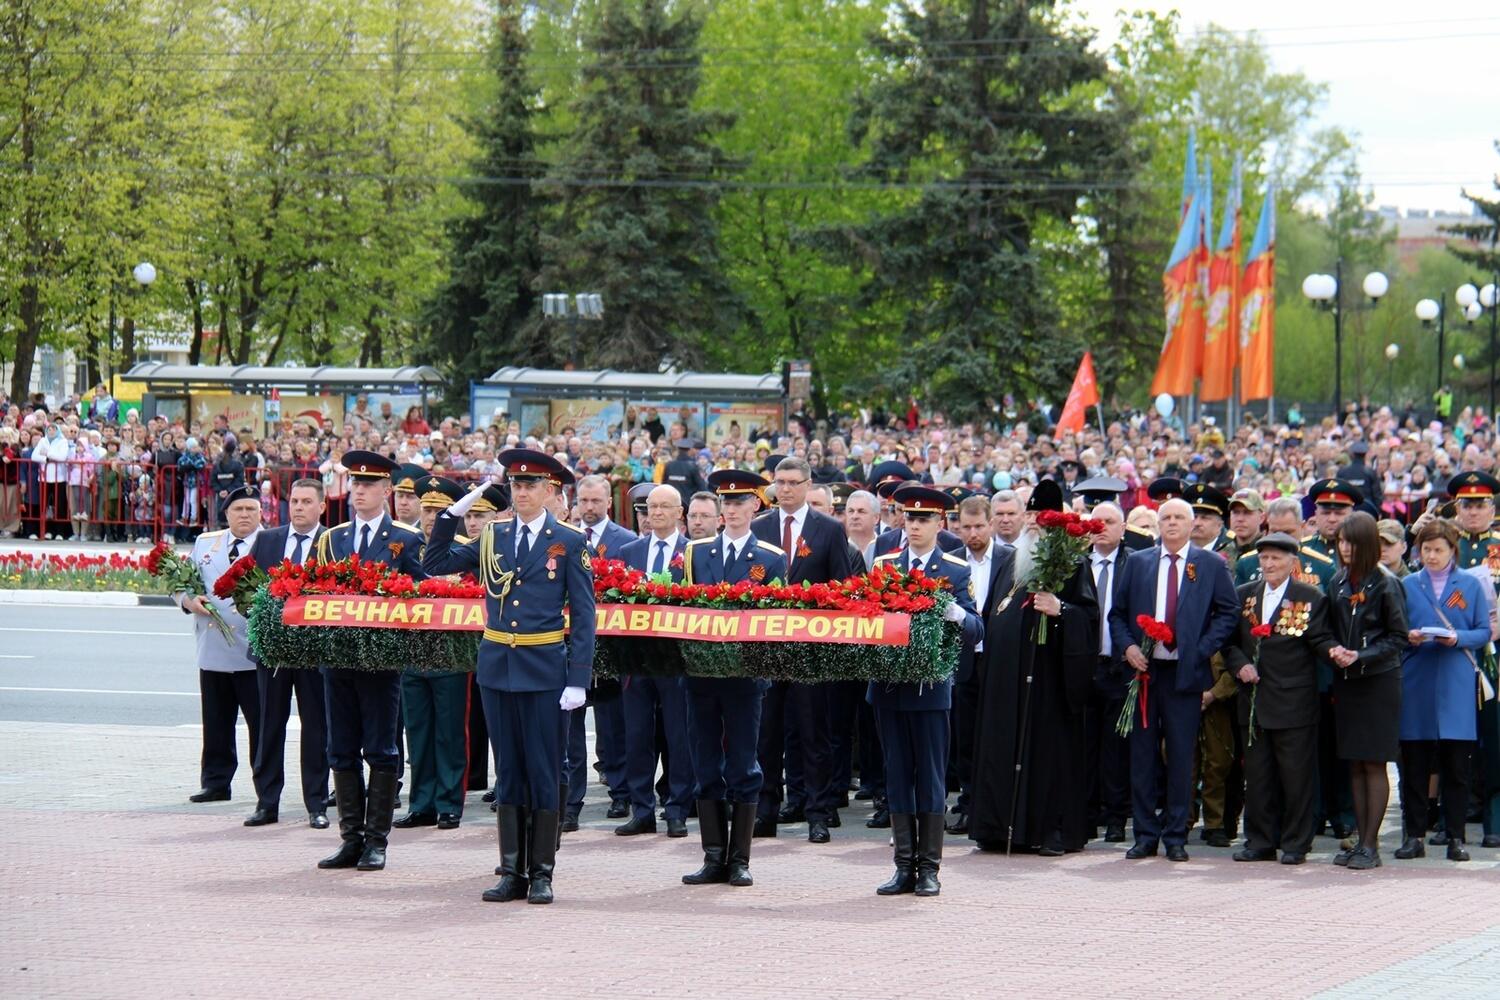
[1151,180,1207,397]
[1201,158,1241,402]
[1239,184,1276,402]
[1056,351,1100,435]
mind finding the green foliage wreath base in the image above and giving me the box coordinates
[249,590,959,684]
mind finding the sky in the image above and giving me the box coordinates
[1072,0,1500,216]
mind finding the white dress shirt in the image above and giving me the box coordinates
[1261,576,1289,625]
[780,505,806,555]
[968,541,994,614]
[514,511,547,558]
[647,530,681,572]
[586,518,614,551]
[283,525,320,562]
[722,530,753,567]
[1152,543,1191,660]
[352,514,384,555]
[907,545,937,575]
[1093,546,1119,657]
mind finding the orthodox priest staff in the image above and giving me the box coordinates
[423,449,596,905]
[968,479,1099,856]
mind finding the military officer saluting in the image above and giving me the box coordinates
[393,475,472,832]
[679,469,786,887]
[424,449,596,905]
[312,451,427,873]
[870,486,981,898]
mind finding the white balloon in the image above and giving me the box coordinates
[1154,393,1175,417]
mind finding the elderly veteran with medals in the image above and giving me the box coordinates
[869,486,981,897]
[424,449,595,905]
[311,450,427,873]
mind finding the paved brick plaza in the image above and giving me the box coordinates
[4,720,1499,998]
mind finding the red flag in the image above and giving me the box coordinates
[1056,352,1100,435]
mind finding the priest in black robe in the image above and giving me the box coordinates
[968,481,1099,855]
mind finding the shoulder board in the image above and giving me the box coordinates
[330,521,352,533]
[455,534,471,545]
[1235,550,1258,565]
[685,537,713,548]
[200,529,226,539]
[873,552,901,565]
[1126,525,1153,537]
[940,552,967,567]
[756,540,784,555]
[1299,546,1334,564]
[393,520,420,532]
[553,520,584,534]
[1489,531,1500,541]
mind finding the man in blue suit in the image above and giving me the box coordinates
[870,486,982,898]
[615,484,695,837]
[244,477,329,830]
[680,470,786,887]
[1108,497,1239,861]
[425,449,595,905]
[574,473,635,824]
[311,451,427,873]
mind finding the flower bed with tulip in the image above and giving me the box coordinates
[0,551,171,593]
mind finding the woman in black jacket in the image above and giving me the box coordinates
[1327,511,1409,869]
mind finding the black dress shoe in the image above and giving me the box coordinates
[1428,829,1450,846]
[666,817,688,838]
[854,787,874,801]
[392,812,437,829]
[614,814,657,836]
[1205,830,1231,848]
[436,813,461,830]
[189,788,230,803]
[1233,847,1276,862]
[1447,839,1471,862]
[827,812,841,828]
[1125,842,1158,859]
[752,818,777,838]
[481,789,496,803]
[308,812,329,830]
[777,804,806,824]
[943,811,966,835]
[1038,832,1065,858]
[326,792,338,809]
[868,801,892,829]
[1394,837,1426,859]
[1483,834,1500,849]
[606,798,630,819]
[560,811,580,833]
[243,808,278,827]
[1279,852,1306,865]
[808,820,831,844]
[1104,823,1126,843]
[1165,845,1189,862]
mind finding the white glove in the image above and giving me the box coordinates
[448,486,484,518]
[559,686,586,711]
[943,602,967,623]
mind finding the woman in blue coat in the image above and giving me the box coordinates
[1396,518,1493,862]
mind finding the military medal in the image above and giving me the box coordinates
[547,543,566,579]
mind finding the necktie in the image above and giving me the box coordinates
[358,524,371,556]
[590,527,600,550]
[782,514,794,561]
[651,539,667,575]
[517,524,532,563]
[1096,557,1112,655]
[725,541,738,569]
[910,554,922,576]
[229,538,242,562]
[1164,552,1180,651]
[291,533,307,564]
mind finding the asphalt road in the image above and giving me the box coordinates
[0,602,201,726]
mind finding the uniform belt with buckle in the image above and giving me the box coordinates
[482,627,566,648]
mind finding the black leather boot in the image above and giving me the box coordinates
[876,814,917,895]
[528,809,559,904]
[558,782,576,833]
[866,796,891,829]
[483,804,529,901]
[683,800,730,885]
[914,812,944,897]
[727,801,757,887]
[357,769,398,871]
[318,770,366,869]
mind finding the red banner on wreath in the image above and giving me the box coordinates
[281,597,911,646]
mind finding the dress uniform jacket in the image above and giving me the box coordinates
[868,549,982,710]
[176,529,258,671]
[874,525,965,557]
[314,514,425,577]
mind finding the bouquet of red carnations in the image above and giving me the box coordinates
[145,541,234,641]
[212,554,270,618]
[1116,615,1174,737]
[1247,623,1273,746]
[1026,509,1106,643]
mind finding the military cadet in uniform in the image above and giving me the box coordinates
[391,463,426,528]
[424,449,596,905]
[1225,488,1267,567]
[178,485,263,805]
[626,481,654,535]
[680,470,786,887]
[1236,496,1336,588]
[661,438,707,508]
[312,451,427,872]
[393,475,471,831]
[870,486,981,897]
[1447,471,1500,846]
[1184,483,1240,846]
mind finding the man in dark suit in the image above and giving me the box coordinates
[1223,532,1340,865]
[614,484,695,838]
[424,449,596,905]
[1084,501,1131,842]
[243,477,329,829]
[946,493,1014,834]
[575,473,636,823]
[679,471,787,887]
[1108,497,1239,861]
[311,451,427,873]
[751,456,852,842]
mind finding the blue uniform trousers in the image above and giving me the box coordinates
[400,671,470,816]
[251,663,328,813]
[323,667,401,773]
[873,704,948,814]
[622,674,696,821]
[593,697,629,799]
[1128,661,1201,847]
[562,707,588,810]
[686,678,764,803]
[481,685,563,809]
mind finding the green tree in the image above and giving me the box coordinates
[1442,140,1500,403]
[533,0,741,369]
[422,0,546,406]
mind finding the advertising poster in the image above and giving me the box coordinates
[346,390,420,426]
[705,401,783,447]
[280,394,343,432]
[630,400,705,441]
[518,402,552,439]
[549,398,624,441]
[470,384,511,431]
[190,393,262,434]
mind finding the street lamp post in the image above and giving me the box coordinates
[1415,297,1444,397]
[541,292,604,369]
[1384,342,1399,404]
[1301,259,1388,417]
